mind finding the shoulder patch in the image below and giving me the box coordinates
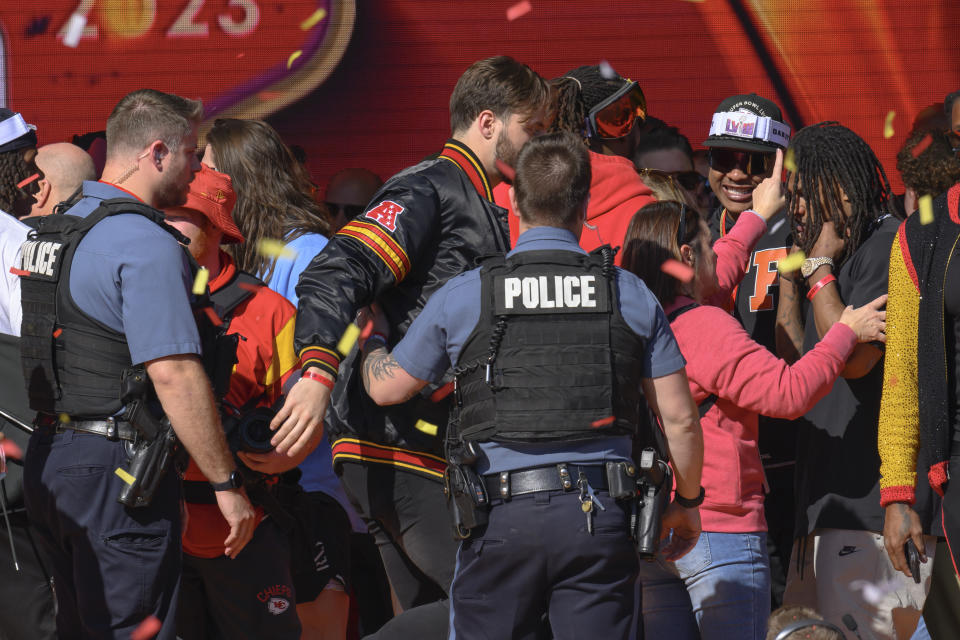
[364,200,405,232]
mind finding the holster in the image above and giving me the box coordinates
[443,440,489,539]
[631,447,672,558]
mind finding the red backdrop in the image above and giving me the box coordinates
[3,0,959,193]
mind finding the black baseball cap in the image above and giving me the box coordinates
[703,93,790,153]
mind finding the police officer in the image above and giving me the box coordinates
[276,56,551,636]
[358,132,705,639]
[20,89,255,639]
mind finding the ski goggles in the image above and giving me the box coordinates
[708,149,775,175]
[586,81,647,140]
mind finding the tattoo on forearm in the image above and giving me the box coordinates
[362,347,402,387]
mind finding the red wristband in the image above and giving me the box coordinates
[806,274,837,301]
[301,369,334,390]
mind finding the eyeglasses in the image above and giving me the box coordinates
[708,149,774,175]
[587,81,647,140]
[324,202,364,220]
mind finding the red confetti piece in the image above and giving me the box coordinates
[430,381,455,403]
[17,173,39,189]
[591,415,616,428]
[358,315,374,343]
[9,267,29,276]
[660,259,694,283]
[236,282,261,293]
[52,328,62,338]
[236,52,245,59]
[131,615,162,640]
[911,133,933,158]
[888,374,898,388]
[506,0,532,21]
[0,438,24,461]
[495,158,516,183]
[201,306,223,327]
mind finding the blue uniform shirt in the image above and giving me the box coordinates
[67,181,201,364]
[393,226,686,474]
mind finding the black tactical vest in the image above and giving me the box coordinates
[18,198,186,418]
[453,247,647,444]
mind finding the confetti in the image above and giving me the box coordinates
[598,60,616,80]
[337,323,361,355]
[236,52,245,59]
[591,416,616,428]
[850,579,900,606]
[256,238,297,260]
[918,194,934,225]
[887,374,898,388]
[114,467,136,485]
[62,13,86,48]
[777,250,806,274]
[660,259,694,282]
[236,281,261,293]
[414,419,438,436]
[131,615,162,640]
[0,438,23,461]
[784,148,797,173]
[506,0,532,21]
[883,111,896,139]
[192,267,209,296]
[58,413,70,424]
[201,306,223,327]
[16,173,39,189]
[910,133,933,158]
[287,50,303,69]
[300,8,327,30]
[430,381,455,403]
[0,443,5,479]
[495,158,515,183]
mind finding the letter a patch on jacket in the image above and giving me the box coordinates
[365,200,404,232]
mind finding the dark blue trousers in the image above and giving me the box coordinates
[23,429,181,640]
[449,488,640,640]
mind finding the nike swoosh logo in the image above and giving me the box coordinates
[838,546,859,556]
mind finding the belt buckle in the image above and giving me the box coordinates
[105,417,118,441]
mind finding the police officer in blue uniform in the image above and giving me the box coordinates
[19,90,255,639]
[358,132,705,639]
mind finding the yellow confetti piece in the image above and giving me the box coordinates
[58,413,70,424]
[192,267,209,295]
[300,8,327,30]
[784,147,797,173]
[256,238,297,260]
[777,250,806,274]
[415,419,438,436]
[918,194,934,225]
[115,467,136,485]
[883,110,896,139]
[287,50,302,69]
[337,323,361,356]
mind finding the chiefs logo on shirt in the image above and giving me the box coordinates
[364,200,405,232]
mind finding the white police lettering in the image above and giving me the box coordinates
[20,240,62,277]
[503,275,597,309]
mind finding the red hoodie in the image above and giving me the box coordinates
[494,151,655,264]
[665,212,857,533]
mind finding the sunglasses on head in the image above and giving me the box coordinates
[708,149,774,175]
[586,80,647,140]
[324,202,364,220]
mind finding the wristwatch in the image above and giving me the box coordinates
[210,470,244,492]
[675,486,705,508]
[800,257,835,278]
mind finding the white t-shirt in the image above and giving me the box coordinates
[0,212,28,336]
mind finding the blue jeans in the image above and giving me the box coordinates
[638,531,770,640]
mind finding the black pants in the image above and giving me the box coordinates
[0,508,56,640]
[24,429,182,640]
[339,461,458,639]
[450,488,639,640]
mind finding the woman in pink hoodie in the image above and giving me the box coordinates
[621,153,887,640]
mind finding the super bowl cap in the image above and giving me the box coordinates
[703,93,790,152]
[0,109,38,154]
[183,164,245,244]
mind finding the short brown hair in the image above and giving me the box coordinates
[106,89,203,157]
[621,200,701,306]
[766,605,843,640]
[449,56,550,135]
[513,132,590,228]
[896,128,960,198]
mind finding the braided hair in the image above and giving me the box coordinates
[551,65,628,141]
[0,149,33,215]
[786,122,895,262]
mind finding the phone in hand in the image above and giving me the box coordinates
[904,539,922,584]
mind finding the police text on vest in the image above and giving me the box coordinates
[503,275,596,310]
[20,241,62,277]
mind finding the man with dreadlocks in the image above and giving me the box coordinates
[494,63,656,261]
[777,122,934,639]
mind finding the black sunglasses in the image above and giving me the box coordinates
[708,149,774,175]
[324,202,364,220]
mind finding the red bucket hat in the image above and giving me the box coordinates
[184,164,245,244]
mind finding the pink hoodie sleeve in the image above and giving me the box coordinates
[705,211,767,308]
[679,305,857,419]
